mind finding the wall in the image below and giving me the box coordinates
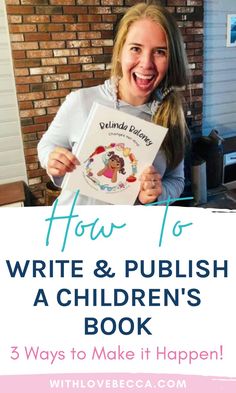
[0,0,27,185]
[5,0,204,205]
[203,0,236,136]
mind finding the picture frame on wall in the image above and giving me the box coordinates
[226,14,236,47]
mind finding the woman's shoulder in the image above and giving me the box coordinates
[55,80,114,128]
[64,80,112,107]
[64,84,100,105]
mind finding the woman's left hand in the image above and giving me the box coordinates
[138,165,162,204]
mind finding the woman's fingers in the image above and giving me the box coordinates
[138,165,162,204]
[139,165,162,181]
[47,147,80,177]
[141,178,162,192]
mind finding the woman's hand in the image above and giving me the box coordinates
[47,147,80,177]
[138,165,162,204]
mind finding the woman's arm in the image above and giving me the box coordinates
[37,92,80,186]
[158,160,185,203]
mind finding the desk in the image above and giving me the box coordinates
[0,181,26,207]
[174,185,236,209]
[199,186,236,209]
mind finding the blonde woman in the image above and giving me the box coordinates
[38,2,190,205]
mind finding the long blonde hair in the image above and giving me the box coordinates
[111,3,190,169]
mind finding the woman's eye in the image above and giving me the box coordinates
[154,48,167,57]
[130,46,141,53]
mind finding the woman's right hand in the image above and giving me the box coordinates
[47,147,80,177]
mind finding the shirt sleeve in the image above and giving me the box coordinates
[158,159,185,203]
[37,91,79,187]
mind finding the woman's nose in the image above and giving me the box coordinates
[139,52,154,68]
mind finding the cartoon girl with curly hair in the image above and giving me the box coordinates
[97,151,126,183]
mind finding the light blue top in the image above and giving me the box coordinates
[37,79,185,205]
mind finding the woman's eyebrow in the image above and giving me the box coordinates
[128,42,143,46]
[128,42,167,49]
[154,45,168,49]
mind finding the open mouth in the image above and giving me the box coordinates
[133,72,156,89]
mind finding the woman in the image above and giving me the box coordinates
[38,2,190,205]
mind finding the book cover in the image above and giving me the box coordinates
[62,103,168,204]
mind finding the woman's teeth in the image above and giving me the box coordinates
[134,72,154,80]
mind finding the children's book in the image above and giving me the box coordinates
[62,103,168,204]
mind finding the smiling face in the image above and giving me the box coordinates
[118,18,169,106]
[108,156,121,171]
